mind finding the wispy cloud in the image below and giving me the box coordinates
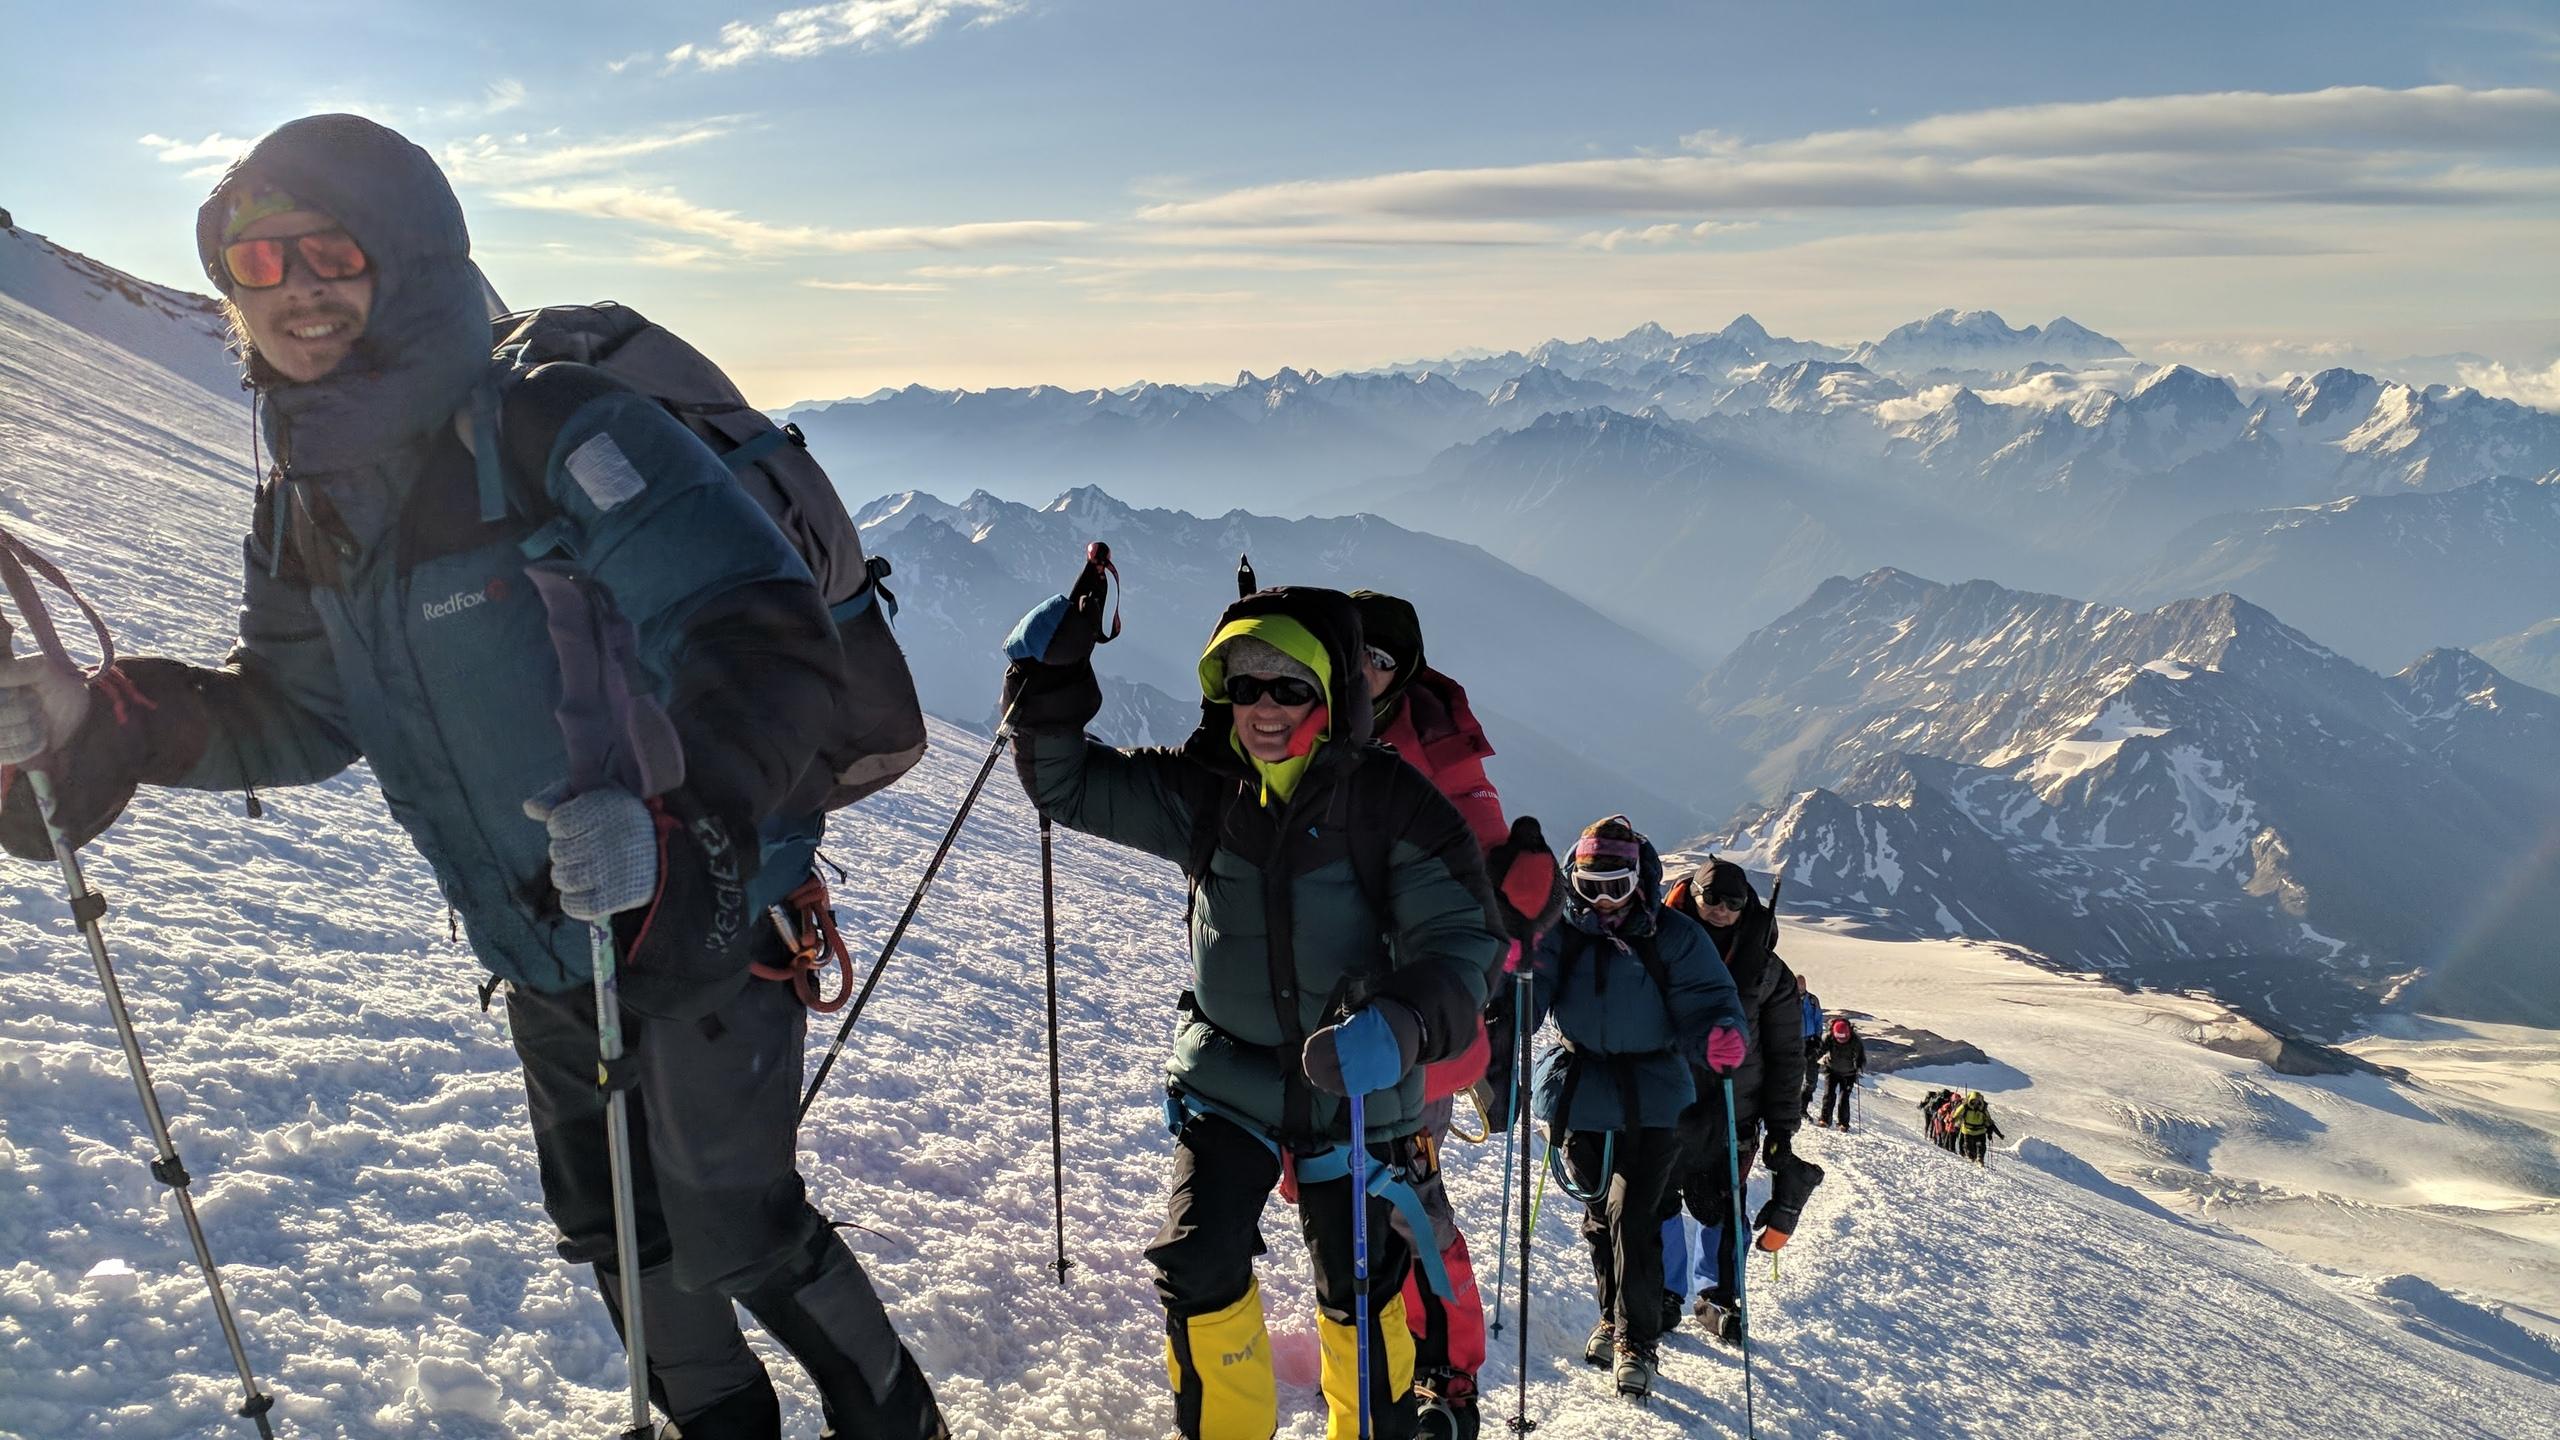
[630,242,723,268]
[804,278,947,292]
[1059,253,1358,274]
[492,182,1088,255]
[665,0,1018,72]
[138,132,253,180]
[440,123,739,185]
[1137,221,1557,249]
[909,262,1052,277]
[436,79,529,122]
[1139,85,2560,230]
[1080,288,1262,307]
[1575,220,1757,250]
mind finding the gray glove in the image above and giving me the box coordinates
[524,783,660,923]
[0,648,92,767]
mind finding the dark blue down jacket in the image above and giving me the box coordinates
[1522,835,1746,1132]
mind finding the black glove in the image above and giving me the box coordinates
[1000,593,1106,734]
[594,786,760,1022]
[1763,1124,1799,1167]
[1000,658,1102,735]
[1484,815,1563,941]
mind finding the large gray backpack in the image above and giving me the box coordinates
[492,302,927,809]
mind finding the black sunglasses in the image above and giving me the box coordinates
[1227,673,1319,707]
[1700,893,1748,911]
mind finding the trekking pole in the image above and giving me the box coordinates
[1040,812,1071,1284]
[526,561,685,1440]
[25,765,282,1439]
[0,534,280,1439]
[1350,1088,1374,1440]
[801,541,1121,1121]
[1723,1078,1757,1440]
[801,720,1013,1119]
[1487,955,1519,1341]
[1507,969,1538,1435]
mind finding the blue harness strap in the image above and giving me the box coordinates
[1164,1089,1455,1302]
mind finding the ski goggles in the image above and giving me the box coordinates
[219,228,370,290]
[1226,673,1319,707]
[1570,867,1638,904]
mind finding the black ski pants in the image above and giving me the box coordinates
[1563,1125,1682,1355]
[511,964,944,1439]
[1820,1072,1857,1128]
[1149,1109,1419,1439]
[1960,1132,1990,1163]
[1800,1042,1821,1110]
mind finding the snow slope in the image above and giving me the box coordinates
[5,237,2558,1440]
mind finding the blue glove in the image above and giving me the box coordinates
[1005,592,1100,666]
[1304,1002,1422,1097]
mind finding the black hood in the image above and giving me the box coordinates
[1349,589,1424,716]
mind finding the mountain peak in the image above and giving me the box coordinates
[2128,364,2242,416]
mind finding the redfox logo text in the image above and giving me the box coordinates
[422,587,490,621]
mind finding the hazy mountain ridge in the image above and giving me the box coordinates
[1706,569,2560,1031]
[2114,472,2560,671]
[853,485,1734,836]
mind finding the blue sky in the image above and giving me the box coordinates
[8,0,2560,402]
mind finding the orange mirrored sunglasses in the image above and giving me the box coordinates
[220,228,369,290]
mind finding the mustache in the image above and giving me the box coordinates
[275,304,361,330]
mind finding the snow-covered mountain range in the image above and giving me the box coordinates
[773,303,2560,673]
[1704,569,2560,1031]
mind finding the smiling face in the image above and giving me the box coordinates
[226,209,374,383]
[1229,674,1319,762]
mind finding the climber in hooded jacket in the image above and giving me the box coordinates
[1660,857,1813,1343]
[1349,589,1558,1440]
[0,115,941,1440]
[1487,816,1747,1400]
[1002,582,1505,1440]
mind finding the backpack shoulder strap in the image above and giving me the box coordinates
[482,359,636,557]
[1181,774,1241,927]
[1630,930,1676,1009]
[1345,753,1397,938]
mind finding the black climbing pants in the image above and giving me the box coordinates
[511,959,945,1439]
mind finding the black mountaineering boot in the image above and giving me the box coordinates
[1613,1342,1658,1402]
[1582,1320,1615,1368]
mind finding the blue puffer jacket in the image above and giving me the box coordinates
[1523,837,1746,1132]
[2,116,844,995]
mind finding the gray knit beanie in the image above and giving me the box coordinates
[1216,634,1321,695]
